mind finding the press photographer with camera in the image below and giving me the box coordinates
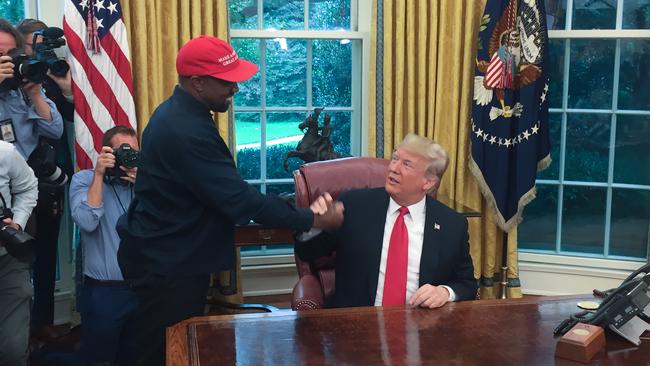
[69,125,139,366]
[0,19,63,160]
[0,140,38,366]
[16,18,75,341]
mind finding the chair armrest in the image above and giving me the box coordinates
[292,274,325,310]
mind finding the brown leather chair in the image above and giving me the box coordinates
[291,157,390,310]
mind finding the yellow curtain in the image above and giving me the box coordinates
[120,0,243,305]
[369,0,521,299]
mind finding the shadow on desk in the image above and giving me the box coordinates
[168,296,650,366]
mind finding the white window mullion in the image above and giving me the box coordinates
[604,37,624,256]
[555,37,572,253]
[260,39,268,193]
[306,40,313,110]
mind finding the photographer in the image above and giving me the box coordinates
[0,18,63,159]
[69,126,138,366]
[0,140,38,366]
[16,18,73,340]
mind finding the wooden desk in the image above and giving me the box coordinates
[167,296,650,365]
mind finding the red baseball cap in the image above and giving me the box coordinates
[176,36,258,82]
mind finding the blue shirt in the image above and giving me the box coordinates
[70,170,133,281]
[0,89,64,159]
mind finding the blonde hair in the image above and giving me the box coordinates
[397,133,449,180]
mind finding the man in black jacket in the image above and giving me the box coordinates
[297,134,477,308]
[116,36,343,366]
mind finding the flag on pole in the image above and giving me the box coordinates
[469,0,551,232]
[63,0,136,170]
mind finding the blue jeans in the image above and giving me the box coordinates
[79,281,137,365]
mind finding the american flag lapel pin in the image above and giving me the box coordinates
[434,223,441,230]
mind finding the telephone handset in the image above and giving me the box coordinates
[554,263,650,345]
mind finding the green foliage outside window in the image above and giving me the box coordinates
[0,0,24,24]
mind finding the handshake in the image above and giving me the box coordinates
[310,192,344,232]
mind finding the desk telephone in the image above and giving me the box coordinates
[554,263,650,345]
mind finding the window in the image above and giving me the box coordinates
[0,0,25,24]
[519,0,650,261]
[229,0,366,256]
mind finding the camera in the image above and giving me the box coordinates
[0,27,68,92]
[0,203,35,263]
[105,143,139,181]
[27,139,68,188]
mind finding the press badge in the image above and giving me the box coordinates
[0,119,16,143]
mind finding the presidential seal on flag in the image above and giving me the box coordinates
[469,0,551,232]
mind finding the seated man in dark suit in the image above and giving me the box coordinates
[296,133,477,308]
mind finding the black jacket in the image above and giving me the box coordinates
[295,188,477,307]
[117,86,313,277]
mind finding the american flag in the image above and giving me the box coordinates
[63,0,136,169]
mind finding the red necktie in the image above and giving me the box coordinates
[383,206,409,306]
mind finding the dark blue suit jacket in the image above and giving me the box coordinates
[295,188,477,307]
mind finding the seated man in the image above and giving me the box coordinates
[297,133,477,308]
[69,126,139,365]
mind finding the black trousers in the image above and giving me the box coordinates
[31,189,64,329]
[130,274,210,366]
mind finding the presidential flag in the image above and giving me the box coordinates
[63,0,136,169]
[469,0,551,232]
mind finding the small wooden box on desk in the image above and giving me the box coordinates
[555,323,606,363]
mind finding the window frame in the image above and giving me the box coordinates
[519,0,650,267]
[230,0,371,260]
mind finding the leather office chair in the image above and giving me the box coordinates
[291,157,391,310]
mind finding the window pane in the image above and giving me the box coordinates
[614,115,650,185]
[561,186,606,254]
[235,112,262,180]
[309,0,351,30]
[328,111,351,156]
[623,0,650,29]
[618,39,650,110]
[519,184,559,251]
[0,0,24,24]
[564,114,610,182]
[266,112,306,179]
[264,0,304,30]
[232,38,261,107]
[266,39,307,106]
[229,0,258,29]
[568,39,615,109]
[547,39,565,109]
[313,39,353,107]
[571,0,617,30]
[546,0,567,30]
[538,113,561,180]
[609,189,650,258]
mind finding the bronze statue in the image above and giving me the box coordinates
[283,108,341,171]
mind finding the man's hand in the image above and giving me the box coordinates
[120,166,137,184]
[311,192,344,232]
[95,146,116,176]
[21,81,43,100]
[0,55,14,84]
[47,68,73,97]
[409,284,450,309]
[2,217,20,231]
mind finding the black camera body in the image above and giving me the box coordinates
[0,27,68,92]
[28,139,68,189]
[105,143,139,182]
[0,207,35,263]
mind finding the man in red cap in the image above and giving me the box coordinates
[116,36,343,366]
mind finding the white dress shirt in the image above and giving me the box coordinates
[373,196,456,305]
